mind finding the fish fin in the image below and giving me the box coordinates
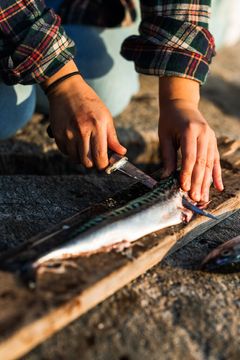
[182,197,218,221]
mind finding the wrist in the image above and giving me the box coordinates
[42,60,78,87]
[160,99,200,113]
[159,77,200,108]
[41,60,86,97]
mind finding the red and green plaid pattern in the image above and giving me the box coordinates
[0,0,75,85]
[0,0,215,85]
[121,0,215,84]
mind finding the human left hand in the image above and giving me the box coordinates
[159,77,224,203]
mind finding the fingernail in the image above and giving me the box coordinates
[183,181,190,191]
[214,182,224,191]
[192,192,200,202]
[203,193,209,203]
[182,177,191,191]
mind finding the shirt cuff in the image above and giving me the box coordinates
[0,12,75,85]
[121,16,216,84]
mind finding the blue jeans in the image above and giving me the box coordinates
[1,0,239,139]
[0,83,36,139]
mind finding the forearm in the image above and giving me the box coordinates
[159,77,200,108]
[42,60,80,92]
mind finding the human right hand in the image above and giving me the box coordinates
[44,61,126,169]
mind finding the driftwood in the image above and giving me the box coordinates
[0,138,239,360]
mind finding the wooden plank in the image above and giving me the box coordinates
[0,140,239,360]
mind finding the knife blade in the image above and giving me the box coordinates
[105,153,158,189]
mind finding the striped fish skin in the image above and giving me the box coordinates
[34,176,192,267]
[201,235,240,273]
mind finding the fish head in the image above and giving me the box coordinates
[201,237,240,273]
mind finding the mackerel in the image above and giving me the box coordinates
[31,175,207,267]
[0,174,217,281]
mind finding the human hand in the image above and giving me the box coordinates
[159,77,223,203]
[44,62,126,169]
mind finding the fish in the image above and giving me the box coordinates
[0,174,217,284]
[28,174,215,269]
[201,235,240,273]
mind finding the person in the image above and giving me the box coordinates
[0,0,226,204]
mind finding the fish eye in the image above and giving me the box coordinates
[221,250,232,257]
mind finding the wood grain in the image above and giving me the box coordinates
[0,140,239,360]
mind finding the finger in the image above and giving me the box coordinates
[107,123,126,155]
[160,135,177,177]
[55,138,68,155]
[200,142,215,203]
[79,134,93,168]
[213,149,224,191]
[180,132,197,192]
[66,141,80,163]
[54,135,68,156]
[54,127,75,157]
[91,129,108,170]
[190,134,209,202]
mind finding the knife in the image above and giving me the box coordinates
[105,153,158,190]
[105,153,218,221]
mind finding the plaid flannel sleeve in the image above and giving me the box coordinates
[121,0,215,84]
[0,0,75,85]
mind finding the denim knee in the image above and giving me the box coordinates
[0,83,36,139]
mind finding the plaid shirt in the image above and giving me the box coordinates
[0,0,75,85]
[0,0,215,85]
[121,0,215,84]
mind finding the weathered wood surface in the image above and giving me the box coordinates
[0,139,239,360]
[26,213,240,360]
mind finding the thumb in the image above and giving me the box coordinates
[160,136,177,177]
[107,125,127,155]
